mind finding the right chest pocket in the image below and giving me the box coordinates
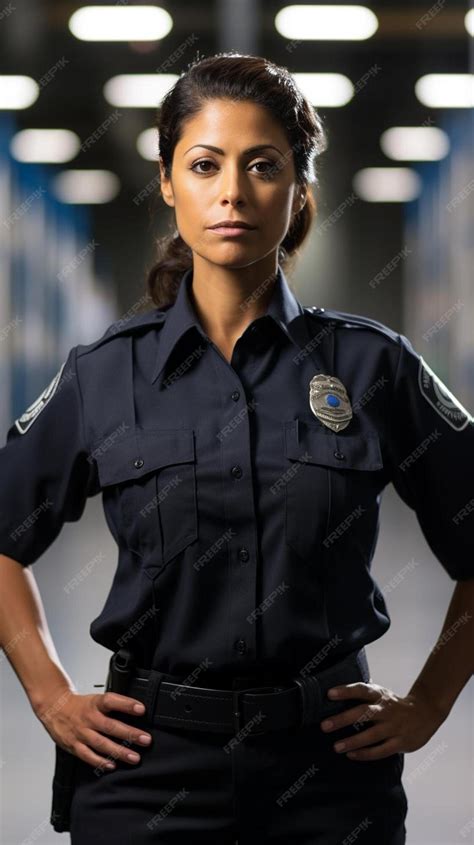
[94,428,198,568]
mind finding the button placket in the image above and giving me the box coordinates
[208,368,258,664]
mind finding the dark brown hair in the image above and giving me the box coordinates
[145,51,328,308]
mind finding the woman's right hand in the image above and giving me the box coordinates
[34,688,153,771]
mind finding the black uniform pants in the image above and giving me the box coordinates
[69,689,408,844]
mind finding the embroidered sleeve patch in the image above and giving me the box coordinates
[418,356,474,432]
[14,361,67,435]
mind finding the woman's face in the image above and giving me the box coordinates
[159,98,306,270]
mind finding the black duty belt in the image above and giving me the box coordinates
[104,647,370,735]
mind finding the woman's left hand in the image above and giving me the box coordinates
[319,682,448,761]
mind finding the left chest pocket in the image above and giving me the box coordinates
[95,428,198,567]
[283,419,384,563]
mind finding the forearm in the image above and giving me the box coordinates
[407,577,474,717]
[0,553,76,714]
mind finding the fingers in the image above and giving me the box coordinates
[80,726,150,770]
[330,725,388,754]
[70,738,129,773]
[321,701,376,733]
[92,710,153,749]
[343,737,401,761]
[320,682,401,760]
[96,692,146,716]
[327,682,381,700]
[77,692,153,770]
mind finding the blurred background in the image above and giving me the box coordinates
[0,1,473,843]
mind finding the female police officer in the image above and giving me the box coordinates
[1,53,473,844]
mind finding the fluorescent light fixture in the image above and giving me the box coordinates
[137,127,159,160]
[10,129,81,163]
[0,76,39,109]
[69,5,173,41]
[353,168,421,202]
[52,170,120,204]
[104,74,179,108]
[465,9,474,36]
[380,127,450,161]
[415,74,474,108]
[275,5,378,40]
[292,73,353,106]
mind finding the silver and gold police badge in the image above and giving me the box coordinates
[309,374,352,432]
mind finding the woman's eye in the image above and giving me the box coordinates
[190,159,276,175]
[191,160,215,173]
[252,160,276,175]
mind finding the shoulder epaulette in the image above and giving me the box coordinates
[303,305,400,345]
[76,307,169,358]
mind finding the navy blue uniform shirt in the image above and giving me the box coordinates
[1,265,473,680]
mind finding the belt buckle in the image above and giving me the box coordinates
[291,674,322,728]
[231,686,273,736]
[291,677,307,727]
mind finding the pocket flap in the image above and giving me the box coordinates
[284,419,383,471]
[93,429,196,487]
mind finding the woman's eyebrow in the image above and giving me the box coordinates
[183,143,284,156]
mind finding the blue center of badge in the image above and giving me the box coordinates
[326,394,340,407]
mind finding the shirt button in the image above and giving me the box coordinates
[333,451,345,461]
[134,458,144,469]
[234,638,247,655]
[231,465,243,478]
[238,547,250,562]
[231,390,240,401]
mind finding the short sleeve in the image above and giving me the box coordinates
[385,332,474,581]
[0,345,100,567]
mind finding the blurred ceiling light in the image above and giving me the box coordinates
[465,9,474,35]
[275,5,378,40]
[415,74,474,108]
[292,73,353,106]
[52,170,120,204]
[353,168,421,202]
[380,127,450,161]
[69,5,173,41]
[0,76,39,109]
[10,129,81,163]
[104,74,179,107]
[137,127,159,160]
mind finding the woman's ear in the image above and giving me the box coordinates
[158,157,175,208]
[292,185,307,217]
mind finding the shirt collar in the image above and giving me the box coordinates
[151,263,305,384]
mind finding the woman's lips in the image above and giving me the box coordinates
[208,226,257,236]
